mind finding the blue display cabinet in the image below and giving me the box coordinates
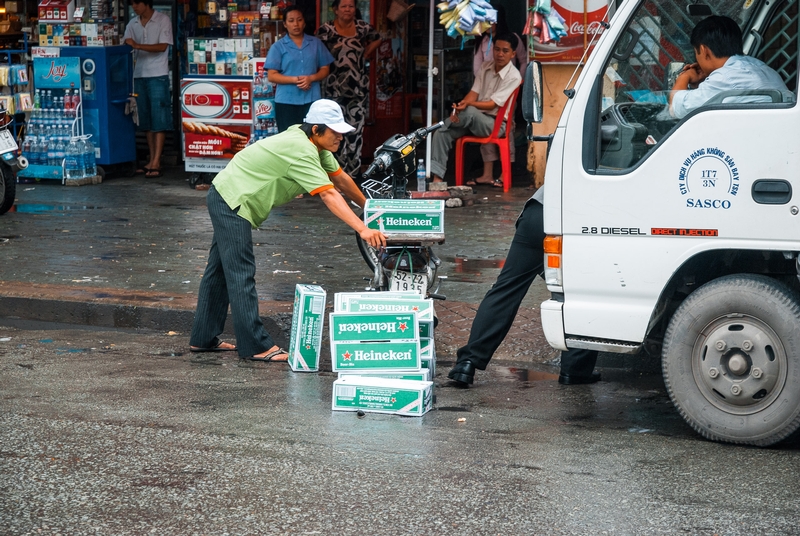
[58,45,136,167]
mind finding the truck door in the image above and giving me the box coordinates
[557,0,799,343]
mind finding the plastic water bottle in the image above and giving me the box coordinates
[82,136,96,178]
[33,88,41,110]
[21,135,32,162]
[416,159,427,192]
[64,138,82,179]
[55,137,66,168]
[45,90,53,109]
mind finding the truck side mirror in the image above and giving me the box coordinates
[522,61,543,124]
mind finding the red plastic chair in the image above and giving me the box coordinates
[455,84,521,193]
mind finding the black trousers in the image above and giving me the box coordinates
[275,102,312,133]
[190,186,276,357]
[456,199,598,376]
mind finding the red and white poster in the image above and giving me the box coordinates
[530,0,609,63]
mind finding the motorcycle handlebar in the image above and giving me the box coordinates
[412,121,444,142]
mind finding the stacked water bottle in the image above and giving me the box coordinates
[21,87,95,179]
[252,72,278,142]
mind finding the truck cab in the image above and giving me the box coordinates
[525,0,800,445]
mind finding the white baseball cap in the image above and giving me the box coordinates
[303,99,355,134]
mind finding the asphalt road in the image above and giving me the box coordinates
[2,324,799,535]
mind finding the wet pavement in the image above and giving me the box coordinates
[3,169,800,534]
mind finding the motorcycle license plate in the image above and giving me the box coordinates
[390,271,427,295]
[0,129,17,152]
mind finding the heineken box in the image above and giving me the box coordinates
[332,376,434,416]
[337,295,434,322]
[363,199,445,235]
[421,338,435,377]
[331,340,421,372]
[288,284,327,372]
[338,369,432,382]
[329,312,418,343]
[334,291,420,312]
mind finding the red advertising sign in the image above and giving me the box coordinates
[531,0,609,63]
[183,122,251,159]
[180,79,253,122]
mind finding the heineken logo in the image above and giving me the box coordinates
[337,321,409,335]
[379,216,434,227]
[355,303,420,313]
[341,349,413,361]
[360,395,397,403]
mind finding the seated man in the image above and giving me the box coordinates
[670,15,792,119]
[430,33,522,187]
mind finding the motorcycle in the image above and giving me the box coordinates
[356,122,446,299]
[0,107,28,215]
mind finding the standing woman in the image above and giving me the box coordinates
[316,0,380,179]
[266,7,334,132]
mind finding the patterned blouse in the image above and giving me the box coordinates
[316,19,380,100]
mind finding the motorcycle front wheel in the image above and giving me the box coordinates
[0,161,16,215]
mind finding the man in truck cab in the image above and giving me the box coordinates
[669,15,793,119]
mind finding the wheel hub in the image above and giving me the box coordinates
[694,314,787,411]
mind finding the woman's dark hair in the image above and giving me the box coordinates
[283,6,304,20]
[331,0,341,9]
[690,15,744,58]
[300,123,330,137]
[494,32,519,51]
[131,0,154,8]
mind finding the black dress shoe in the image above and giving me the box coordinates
[558,371,601,385]
[448,361,475,385]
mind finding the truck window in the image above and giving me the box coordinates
[594,0,798,172]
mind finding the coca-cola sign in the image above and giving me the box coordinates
[532,0,609,64]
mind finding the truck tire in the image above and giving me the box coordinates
[662,274,800,446]
[0,161,15,215]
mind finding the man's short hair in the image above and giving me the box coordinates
[299,123,329,137]
[131,0,154,8]
[494,33,518,51]
[690,15,744,58]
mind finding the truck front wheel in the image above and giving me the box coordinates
[662,274,800,446]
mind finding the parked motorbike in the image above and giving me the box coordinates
[356,122,446,299]
[0,107,28,215]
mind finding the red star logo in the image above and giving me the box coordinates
[391,398,396,403]
[377,218,383,226]
[342,351,352,361]
[412,306,419,311]
[398,322,408,332]
[305,344,311,349]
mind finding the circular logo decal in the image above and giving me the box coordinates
[678,147,740,209]
[181,82,230,119]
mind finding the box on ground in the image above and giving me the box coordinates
[288,284,326,372]
[336,294,434,322]
[331,340,421,372]
[332,376,433,416]
[329,312,418,343]
[338,369,432,382]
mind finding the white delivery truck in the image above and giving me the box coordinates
[524,0,799,446]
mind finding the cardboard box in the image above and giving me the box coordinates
[331,340,421,372]
[329,312,418,344]
[287,284,326,372]
[332,377,433,416]
[337,369,432,382]
[334,291,421,311]
[363,199,445,234]
[336,295,434,322]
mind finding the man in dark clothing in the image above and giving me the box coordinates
[448,198,600,386]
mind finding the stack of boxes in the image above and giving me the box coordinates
[187,38,255,76]
[330,292,436,416]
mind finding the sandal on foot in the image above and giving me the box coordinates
[190,341,237,353]
[490,179,504,188]
[145,168,163,178]
[249,347,289,362]
[465,179,477,187]
[136,167,151,175]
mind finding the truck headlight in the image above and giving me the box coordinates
[543,235,562,286]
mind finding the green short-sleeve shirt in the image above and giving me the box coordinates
[213,125,340,228]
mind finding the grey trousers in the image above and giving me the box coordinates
[429,106,505,179]
[189,186,276,357]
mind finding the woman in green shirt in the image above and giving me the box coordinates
[189,100,386,361]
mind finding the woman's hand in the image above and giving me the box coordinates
[296,75,312,91]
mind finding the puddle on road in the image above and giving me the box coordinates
[14,204,103,214]
[447,256,506,273]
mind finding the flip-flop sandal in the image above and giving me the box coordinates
[145,169,163,178]
[465,179,477,186]
[248,347,289,362]
[135,167,151,175]
[490,179,504,188]
[190,341,237,353]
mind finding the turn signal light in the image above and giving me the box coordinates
[543,234,563,287]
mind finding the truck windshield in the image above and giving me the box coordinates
[595,0,797,171]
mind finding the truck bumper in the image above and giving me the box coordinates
[540,300,568,351]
